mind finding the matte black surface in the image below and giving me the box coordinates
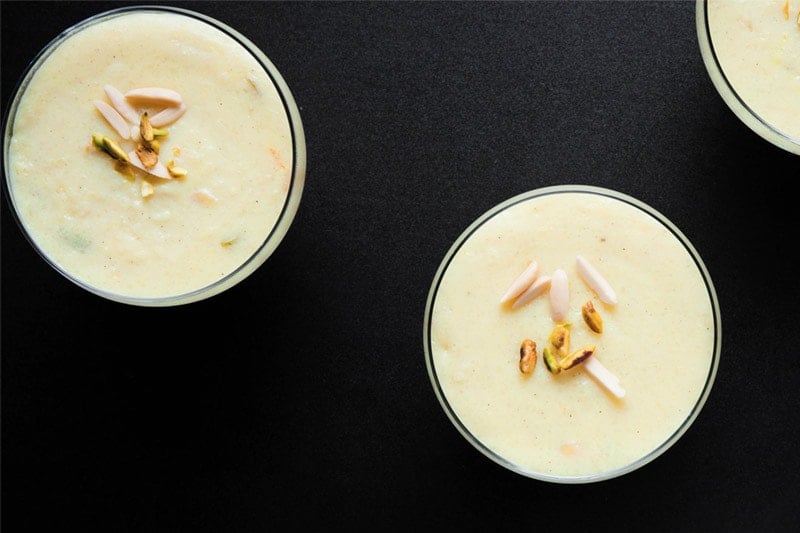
[2,1,798,530]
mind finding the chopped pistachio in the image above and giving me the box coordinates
[136,143,158,168]
[548,323,571,357]
[101,136,129,162]
[581,300,604,333]
[519,339,537,375]
[139,112,154,142]
[543,346,561,375]
[141,180,155,198]
[168,165,188,178]
[559,345,596,371]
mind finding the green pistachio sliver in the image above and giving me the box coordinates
[151,127,169,137]
[543,346,561,375]
[101,136,129,162]
[91,132,106,150]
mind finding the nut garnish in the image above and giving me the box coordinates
[139,112,154,142]
[104,84,139,123]
[94,100,131,139]
[581,300,603,333]
[519,339,538,375]
[583,357,625,399]
[500,260,539,305]
[135,143,158,168]
[167,165,188,178]
[128,150,171,179]
[91,84,190,193]
[548,323,571,357]
[542,346,561,375]
[92,133,129,162]
[559,345,595,371]
[549,268,569,322]
[575,255,618,305]
[140,180,155,198]
[511,275,552,310]
[150,103,187,127]
[519,339,538,374]
[124,87,183,107]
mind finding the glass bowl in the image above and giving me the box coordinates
[696,0,800,155]
[423,185,721,483]
[2,5,306,306]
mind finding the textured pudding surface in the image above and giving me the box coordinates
[427,190,717,479]
[707,0,800,140]
[6,10,293,299]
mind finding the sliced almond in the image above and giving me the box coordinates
[94,100,130,139]
[125,87,182,107]
[500,260,539,304]
[128,150,171,179]
[549,268,569,322]
[582,356,625,399]
[576,255,618,305]
[104,84,139,123]
[511,275,552,309]
[149,103,187,127]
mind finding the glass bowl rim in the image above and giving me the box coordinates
[2,4,307,307]
[422,184,722,483]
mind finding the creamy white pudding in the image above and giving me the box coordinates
[698,0,800,154]
[4,7,305,305]
[424,186,721,482]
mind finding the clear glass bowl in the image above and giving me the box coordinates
[696,0,800,155]
[2,5,306,306]
[423,185,721,483]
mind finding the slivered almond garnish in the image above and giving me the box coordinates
[104,84,139,123]
[124,87,182,107]
[128,150,171,179]
[500,260,539,304]
[149,103,187,127]
[94,100,131,139]
[582,356,625,399]
[549,268,569,322]
[511,275,552,309]
[575,255,617,305]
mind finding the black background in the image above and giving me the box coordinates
[2,1,799,530]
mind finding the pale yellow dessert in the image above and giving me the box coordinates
[705,0,800,140]
[5,8,303,304]
[426,188,719,481]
